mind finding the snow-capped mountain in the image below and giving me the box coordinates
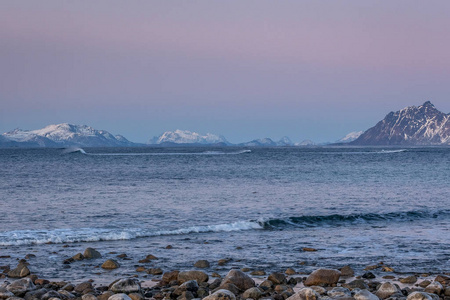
[336,131,364,143]
[149,130,229,145]
[295,139,316,146]
[276,136,293,146]
[1,123,135,147]
[352,101,450,145]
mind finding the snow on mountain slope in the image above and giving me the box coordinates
[352,101,450,145]
[2,123,135,147]
[149,130,229,145]
[336,131,364,143]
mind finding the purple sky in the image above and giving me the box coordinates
[1,1,450,143]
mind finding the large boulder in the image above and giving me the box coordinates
[221,269,255,291]
[6,278,36,296]
[84,248,102,259]
[178,271,209,284]
[303,269,341,287]
[375,282,398,299]
[286,288,320,300]
[162,270,180,284]
[203,289,236,300]
[109,278,141,293]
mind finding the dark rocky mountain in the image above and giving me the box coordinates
[352,101,449,146]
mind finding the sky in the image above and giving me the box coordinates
[1,1,450,144]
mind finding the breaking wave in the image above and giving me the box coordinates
[1,209,447,246]
[62,147,86,154]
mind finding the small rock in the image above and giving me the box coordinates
[221,269,255,291]
[135,267,146,272]
[362,272,376,279]
[342,279,369,290]
[216,283,240,295]
[250,270,266,276]
[165,245,173,249]
[147,267,163,275]
[194,260,210,268]
[108,293,132,300]
[327,287,351,298]
[268,272,287,285]
[353,289,379,300]
[365,265,379,271]
[72,253,84,261]
[0,287,15,299]
[241,268,250,272]
[258,280,273,291]
[7,265,30,278]
[285,268,296,276]
[340,266,355,277]
[243,287,263,300]
[211,272,221,278]
[376,282,398,299]
[178,271,209,284]
[109,278,141,293]
[83,248,101,259]
[400,276,417,284]
[101,259,120,270]
[309,286,326,295]
[406,291,434,300]
[162,270,180,284]
[303,269,341,287]
[128,293,144,300]
[82,294,98,300]
[34,279,50,285]
[209,278,222,290]
[24,254,36,259]
[98,291,114,300]
[424,282,443,295]
[381,266,394,272]
[302,248,317,252]
[419,280,431,288]
[218,259,229,266]
[203,289,236,300]
[75,282,93,293]
[434,275,449,286]
[61,283,75,291]
[286,287,320,300]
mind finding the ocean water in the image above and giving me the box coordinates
[0,147,449,283]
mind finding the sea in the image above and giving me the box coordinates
[0,147,449,283]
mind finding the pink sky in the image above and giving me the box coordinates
[1,1,450,143]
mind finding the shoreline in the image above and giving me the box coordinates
[1,248,449,300]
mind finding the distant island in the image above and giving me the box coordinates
[1,101,449,148]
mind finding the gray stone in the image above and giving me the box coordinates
[83,248,102,259]
[243,287,263,300]
[406,292,434,300]
[327,287,351,298]
[353,289,379,300]
[304,269,341,286]
[309,286,326,296]
[41,290,62,300]
[221,269,255,291]
[108,294,132,300]
[6,278,36,297]
[57,290,75,299]
[376,282,398,299]
[0,287,14,299]
[74,282,93,294]
[109,278,141,293]
[424,282,443,295]
[215,283,240,295]
[82,295,98,300]
[343,279,369,290]
[128,293,144,300]
[340,266,355,277]
[286,288,320,300]
[203,289,236,300]
[400,276,417,284]
[7,265,30,279]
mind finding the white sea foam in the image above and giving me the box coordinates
[0,221,263,246]
[62,147,86,154]
[82,150,251,156]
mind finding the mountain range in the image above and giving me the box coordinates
[1,101,448,148]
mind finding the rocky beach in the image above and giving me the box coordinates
[1,247,449,300]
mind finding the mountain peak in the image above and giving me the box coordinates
[149,130,229,145]
[352,101,449,145]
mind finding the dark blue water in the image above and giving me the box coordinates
[0,147,449,282]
